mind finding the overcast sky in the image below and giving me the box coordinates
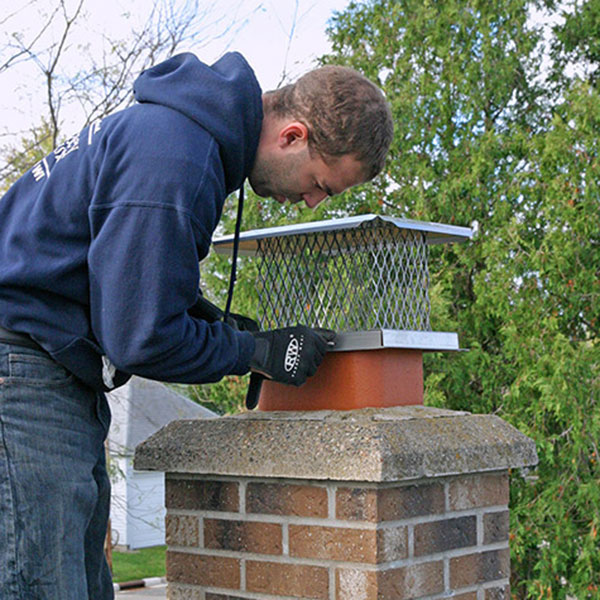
[0,0,352,142]
[197,0,353,89]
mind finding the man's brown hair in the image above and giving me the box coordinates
[264,65,394,180]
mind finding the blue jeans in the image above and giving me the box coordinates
[0,343,113,599]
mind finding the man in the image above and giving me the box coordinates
[0,52,393,598]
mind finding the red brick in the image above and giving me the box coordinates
[336,569,378,600]
[414,516,476,556]
[337,562,445,600]
[451,593,478,600]
[379,561,445,598]
[205,595,250,600]
[336,484,445,522]
[246,482,328,518]
[450,549,510,588]
[336,487,378,521]
[246,560,329,599]
[168,583,204,599]
[165,478,239,512]
[166,551,240,588]
[483,511,510,544]
[379,484,446,520]
[165,514,199,547]
[288,524,408,565]
[448,473,509,511]
[290,525,377,563]
[204,518,282,555]
[377,526,409,562]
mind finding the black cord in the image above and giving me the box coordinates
[223,182,263,411]
[224,182,245,320]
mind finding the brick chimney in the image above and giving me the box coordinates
[134,407,537,599]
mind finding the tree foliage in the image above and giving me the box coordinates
[551,0,600,87]
[302,0,598,596]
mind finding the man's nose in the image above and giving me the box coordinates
[304,189,328,208]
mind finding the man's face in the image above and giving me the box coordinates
[249,123,367,209]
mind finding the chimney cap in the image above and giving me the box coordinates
[213,213,472,256]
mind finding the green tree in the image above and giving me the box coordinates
[551,0,600,88]
[322,0,548,412]
[0,119,54,194]
[307,0,600,596]
[496,81,600,597]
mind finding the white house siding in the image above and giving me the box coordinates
[107,377,216,549]
[126,465,166,549]
[109,455,129,548]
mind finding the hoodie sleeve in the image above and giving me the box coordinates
[87,109,255,383]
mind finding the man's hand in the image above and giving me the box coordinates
[249,325,336,386]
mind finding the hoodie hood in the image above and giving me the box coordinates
[133,52,263,194]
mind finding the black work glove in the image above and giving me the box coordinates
[249,325,336,387]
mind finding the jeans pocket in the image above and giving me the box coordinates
[8,352,74,387]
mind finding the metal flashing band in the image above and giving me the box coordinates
[332,329,460,352]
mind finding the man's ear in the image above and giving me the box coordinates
[277,121,309,149]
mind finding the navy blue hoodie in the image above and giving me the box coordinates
[0,52,261,391]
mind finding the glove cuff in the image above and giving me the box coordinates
[249,336,270,371]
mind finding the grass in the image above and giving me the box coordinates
[111,545,166,583]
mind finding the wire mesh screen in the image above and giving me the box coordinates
[255,220,431,332]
